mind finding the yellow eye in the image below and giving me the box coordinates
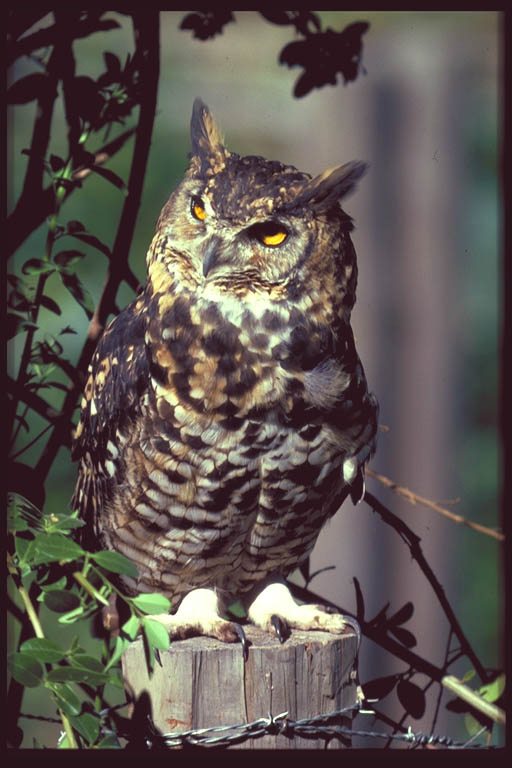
[262,230,287,247]
[191,197,206,221]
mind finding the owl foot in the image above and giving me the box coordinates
[148,588,248,658]
[248,582,360,646]
[270,614,290,644]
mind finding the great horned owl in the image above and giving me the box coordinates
[71,99,378,647]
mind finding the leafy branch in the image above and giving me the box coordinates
[7,492,171,748]
[292,487,504,741]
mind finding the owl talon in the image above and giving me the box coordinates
[271,614,289,644]
[341,616,361,650]
[234,623,249,660]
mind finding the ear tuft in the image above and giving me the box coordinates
[190,98,226,174]
[295,161,368,211]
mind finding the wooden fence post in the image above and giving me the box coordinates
[122,626,359,749]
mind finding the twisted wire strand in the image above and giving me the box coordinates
[19,704,495,749]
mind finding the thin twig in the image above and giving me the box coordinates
[10,423,53,461]
[7,554,44,638]
[363,490,489,683]
[442,676,505,726]
[7,128,136,258]
[366,468,504,542]
[7,375,61,425]
[288,581,445,683]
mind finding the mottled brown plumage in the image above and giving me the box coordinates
[71,99,378,643]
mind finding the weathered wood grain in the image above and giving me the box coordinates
[122,626,358,749]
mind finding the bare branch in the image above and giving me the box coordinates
[7,376,63,426]
[35,12,160,481]
[366,468,504,542]
[363,490,489,683]
[7,14,120,66]
[288,581,445,682]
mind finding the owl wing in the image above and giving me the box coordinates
[71,297,149,547]
[299,322,379,503]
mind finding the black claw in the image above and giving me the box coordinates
[234,623,249,661]
[271,614,289,644]
[343,617,362,650]
[154,648,163,667]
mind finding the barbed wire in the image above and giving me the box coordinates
[20,703,495,749]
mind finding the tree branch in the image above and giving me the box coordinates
[366,468,504,542]
[35,11,160,482]
[287,581,445,682]
[7,127,136,258]
[11,17,60,223]
[7,13,120,66]
[363,490,489,683]
[7,375,61,425]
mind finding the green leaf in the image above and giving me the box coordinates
[39,575,67,591]
[142,618,171,652]
[54,250,85,269]
[105,635,131,671]
[96,733,121,748]
[70,712,100,745]
[70,654,105,674]
[48,682,82,717]
[462,668,476,683]
[22,258,55,276]
[44,589,81,614]
[32,532,84,564]
[106,669,125,688]
[40,295,62,315]
[59,271,95,319]
[396,679,426,719]
[464,712,484,737]
[66,220,86,234]
[7,312,32,340]
[49,154,66,173]
[68,231,112,258]
[7,503,30,532]
[47,514,85,533]
[7,73,50,104]
[8,652,45,687]
[58,605,86,624]
[47,666,108,685]
[69,635,85,655]
[389,601,414,626]
[92,550,138,579]
[480,674,505,703]
[89,165,127,194]
[121,613,140,641]
[20,638,65,664]
[132,593,171,615]
[15,536,37,570]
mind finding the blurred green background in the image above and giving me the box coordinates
[7,11,502,747]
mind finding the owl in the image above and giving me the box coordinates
[71,99,378,649]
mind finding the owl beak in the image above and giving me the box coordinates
[202,235,222,278]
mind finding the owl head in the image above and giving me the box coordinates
[152,99,366,315]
